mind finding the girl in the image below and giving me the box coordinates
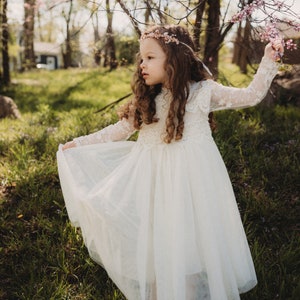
[57,25,283,300]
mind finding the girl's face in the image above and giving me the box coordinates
[139,38,168,87]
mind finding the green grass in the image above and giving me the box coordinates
[0,66,299,300]
[214,106,299,300]
[8,67,133,113]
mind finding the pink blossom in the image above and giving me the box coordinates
[231,0,265,23]
[287,20,300,32]
[259,22,281,41]
[285,39,297,50]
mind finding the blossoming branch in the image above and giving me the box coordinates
[230,0,300,52]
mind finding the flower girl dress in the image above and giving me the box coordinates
[57,56,277,300]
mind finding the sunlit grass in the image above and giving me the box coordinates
[7,67,133,113]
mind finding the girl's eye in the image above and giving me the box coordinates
[140,56,154,62]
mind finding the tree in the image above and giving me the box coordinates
[203,0,220,76]
[232,18,252,73]
[23,0,36,70]
[90,0,102,65]
[103,0,118,70]
[36,1,58,43]
[232,0,261,73]
[61,0,74,68]
[0,0,10,86]
[193,0,206,52]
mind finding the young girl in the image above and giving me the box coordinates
[57,25,283,300]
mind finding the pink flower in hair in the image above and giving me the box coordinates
[140,29,180,45]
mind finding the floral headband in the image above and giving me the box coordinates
[140,29,213,76]
[140,29,180,45]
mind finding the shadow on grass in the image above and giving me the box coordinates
[51,72,104,111]
[2,70,114,114]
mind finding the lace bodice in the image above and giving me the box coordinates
[73,56,277,147]
[137,89,213,146]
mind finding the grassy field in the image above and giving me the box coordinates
[0,65,299,300]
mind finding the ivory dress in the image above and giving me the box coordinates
[57,56,278,300]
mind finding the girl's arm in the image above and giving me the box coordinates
[62,117,136,150]
[210,41,284,111]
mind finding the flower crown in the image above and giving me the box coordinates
[140,29,180,45]
[140,28,213,76]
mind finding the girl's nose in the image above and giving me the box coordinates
[140,60,145,69]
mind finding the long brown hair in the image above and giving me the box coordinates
[119,25,213,143]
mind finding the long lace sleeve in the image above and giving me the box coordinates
[210,56,278,111]
[73,117,136,146]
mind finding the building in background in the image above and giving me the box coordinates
[34,42,62,70]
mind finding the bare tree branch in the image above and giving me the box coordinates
[116,0,141,37]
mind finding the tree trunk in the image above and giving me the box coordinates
[1,0,10,85]
[232,22,243,65]
[62,0,73,68]
[239,19,251,74]
[193,0,207,52]
[63,27,72,68]
[203,0,220,77]
[232,1,253,74]
[144,1,151,24]
[23,0,36,70]
[92,8,101,65]
[104,0,117,70]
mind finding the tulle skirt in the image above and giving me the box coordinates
[57,138,257,300]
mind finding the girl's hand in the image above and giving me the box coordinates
[264,38,284,61]
[62,141,76,150]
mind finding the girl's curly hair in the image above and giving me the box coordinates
[119,25,214,143]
